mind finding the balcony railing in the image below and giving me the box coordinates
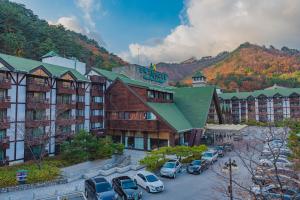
[90,75,106,83]
[77,87,85,95]
[56,100,76,110]
[56,116,77,126]
[107,120,158,132]
[26,97,50,110]
[91,87,103,96]
[27,79,50,92]
[0,77,11,89]
[90,102,103,109]
[57,82,76,95]
[25,134,50,146]
[0,136,10,149]
[76,116,85,124]
[25,116,50,128]
[0,117,10,129]
[76,102,85,109]
[90,115,103,123]
[55,130,75,142]
[0,96,11,109]
[90,128,105,137]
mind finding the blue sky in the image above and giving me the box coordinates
[13,0,184,55]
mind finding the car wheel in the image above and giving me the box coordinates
[134,179,137,185]
[84,189,88,198]
[146,186,150,193]
[122,195,126,200]
[173,173,176,179]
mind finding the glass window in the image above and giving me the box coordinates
[91,122,103,129]
[134,137,144,149]
[96,182,112,193]
[145,112,156,120]
[147,90,154,98]
[93,97,103,103]
[76,124,84,132]
[77,95,85,102]
[77,109,85,116]
[0,150,3,161]
[92,110,103,116]
[0,130,5,140]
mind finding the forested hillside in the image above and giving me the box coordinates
[0,0,127,70]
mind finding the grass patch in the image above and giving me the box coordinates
[0,157,69,188]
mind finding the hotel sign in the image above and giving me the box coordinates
[138,66,168,84]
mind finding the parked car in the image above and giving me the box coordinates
[259,157,293,168]
[215,145,225,157]
[160,159,182,179]
[251,184,300,200]
[223,143,234,152]
[134,171,164,193]
[187,159,209,174]
[85,177,117,200]
[202,150,218,164]
[112,176,142,200]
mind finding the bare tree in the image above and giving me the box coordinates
[212,124,299,200]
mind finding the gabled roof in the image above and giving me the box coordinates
[92,67,174,93]
[147,102,192,132]
[219,87,300,100]
[0,53,89,82]
[172,86,216,128]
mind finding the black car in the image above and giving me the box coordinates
[112,176,142,200]
[85,177,117,200]
[215,145,225,157]
[187,160,209,174]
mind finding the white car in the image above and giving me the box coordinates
[160,159,182,178]
[134,171,164,193]
[202,150,218,164]
[259,157,293,168]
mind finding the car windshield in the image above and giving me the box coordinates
[163,162,175,168]
[192,160,201,165]
[146,175,158,182]
[96,182,112,193]
[203,152,213,157]
[121,180,137,189]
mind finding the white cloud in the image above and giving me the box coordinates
[49,16,84,33]
[121,0,300,64]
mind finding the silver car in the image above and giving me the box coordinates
[160,160,182,179]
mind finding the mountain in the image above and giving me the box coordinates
[157,42,300,91]
[0,0,127,70]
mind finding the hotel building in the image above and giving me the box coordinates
[0,52,222,165]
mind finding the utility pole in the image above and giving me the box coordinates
[228,158,233,200]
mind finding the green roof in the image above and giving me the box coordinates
[92,67,174,93]
[219,87,300,100]
[172,86,215,128]
[147,102,192,132]
[0,53,89,82]
[41,51,58,58]
[192,70,205,78]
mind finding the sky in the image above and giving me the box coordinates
[12,0,300,65]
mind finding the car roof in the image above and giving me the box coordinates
[91,177,108,183]
[138,171,155,176]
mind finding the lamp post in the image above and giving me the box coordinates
[224,158,237,200]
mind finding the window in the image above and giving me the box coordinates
[93,97,103,103]
[0,150,4,161]
[92,110,103,116]
[62,81,72,88]
[0,109,7,119]
[32,145,42,159]
[91,122,103,129]
[0,130,5,140]
[58,125,72,133]
[76,124,84,133]
[57,95,72,104]
[77,95,85,102]
[147,90,154,98]
[144,112,156,120]
[27,110,46,120]
[31,127,44,137]
[0,89,6,99]
[77,109,85,116]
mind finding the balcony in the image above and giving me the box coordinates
[90,75,106,83]
[26,97,50,110]
[57,82,76,95]
[90,102,103,109]
[56,116,77,126]
[76,116,85,124]
[90,128,105,137]
[55,130,75,142]
[77,87,86,95]
[107,120,158,132]
[0,77,11,89]
[0,117,10,129]
[27,79,50,92]
[56,101,76,111]
[76,102,85,109]
[90,115,103,123]
[25,117,50,128]
[0,136,10,149]
[0,96,11,109]
[91,86,103,96]
[25,134,50,146]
